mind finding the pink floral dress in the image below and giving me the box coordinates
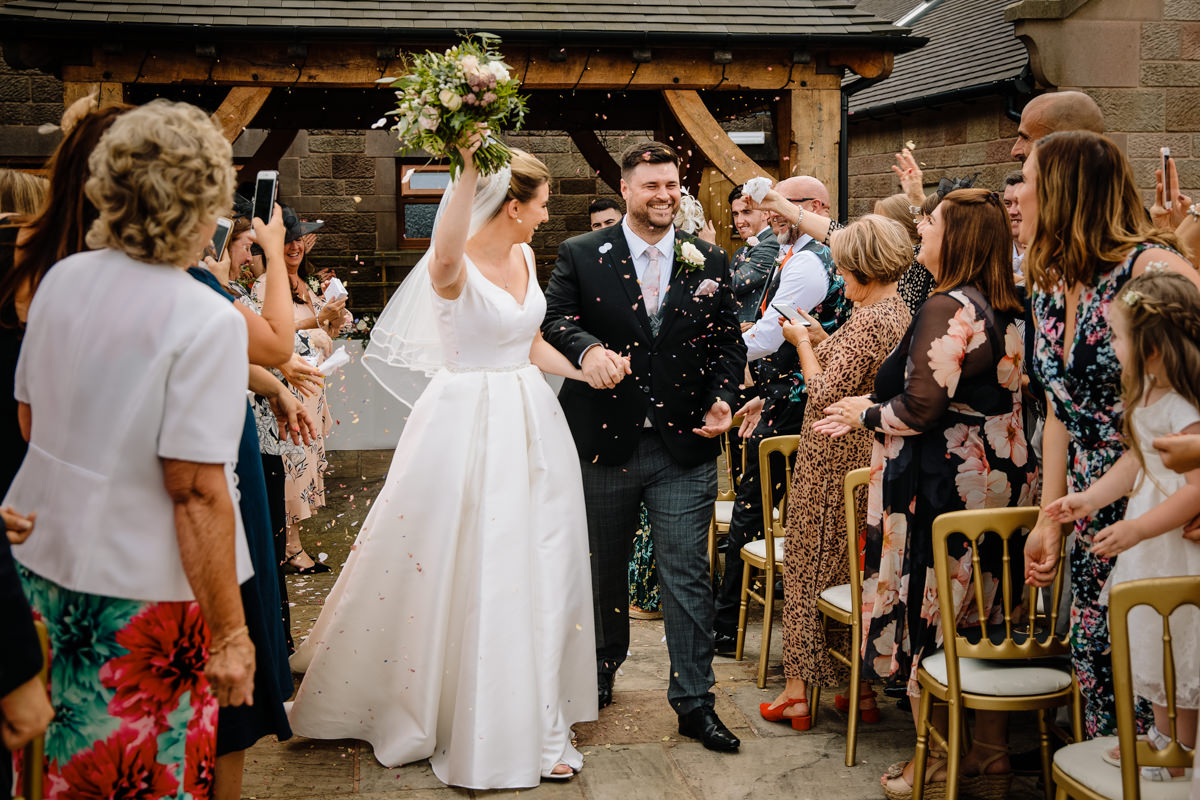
[858,287,1039,697]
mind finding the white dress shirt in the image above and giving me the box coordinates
[622,216,675,304]
[742,234,830,361]
[7,248,253,602]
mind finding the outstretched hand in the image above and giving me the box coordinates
[892,148,925,204]
[1043,492,1095,524]
[693,399,733,438]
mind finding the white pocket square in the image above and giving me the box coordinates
[693,279,720,297]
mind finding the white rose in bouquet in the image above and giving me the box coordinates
[486,60,511,83]
[438,88,463,111]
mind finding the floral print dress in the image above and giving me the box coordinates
[248,279,335,525]
[17,569,216,799]
[859,287,1038,697]
[1030,243,1169,738]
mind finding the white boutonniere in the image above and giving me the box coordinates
[746,235,760,248]
[674,239,706,277]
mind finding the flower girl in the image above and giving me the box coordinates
[1046,270,1200,780]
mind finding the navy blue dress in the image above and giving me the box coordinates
[188,267,293,753]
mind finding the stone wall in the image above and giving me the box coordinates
[1009,0,1200,206]
[0,51,64,165]
[846,97,1020,218]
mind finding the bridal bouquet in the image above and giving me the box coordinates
[378,34,528,177]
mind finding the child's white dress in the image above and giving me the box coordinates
[1108,389,1200,709]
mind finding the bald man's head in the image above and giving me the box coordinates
[770,176,829,243]
[775,175,830,211]
[1011,90,1105,161]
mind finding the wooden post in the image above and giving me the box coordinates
[779,87,840,208]
[210,86,272,143]
[775,92,795,180]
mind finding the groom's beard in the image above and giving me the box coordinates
[776,225,800,246]
[628,201,678,233]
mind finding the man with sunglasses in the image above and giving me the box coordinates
[712,175,851,654]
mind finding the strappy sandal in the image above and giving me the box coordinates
[964,740,1013,800]
[882,751,948,800]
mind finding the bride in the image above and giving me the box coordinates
[287,133,605,788]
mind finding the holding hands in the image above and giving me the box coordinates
[581,346,632,390]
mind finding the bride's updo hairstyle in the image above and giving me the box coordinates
[504,149,551,205]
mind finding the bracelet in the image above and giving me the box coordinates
[209,625,249,655]
[858,408,870,428]
[1188,203,1200,220]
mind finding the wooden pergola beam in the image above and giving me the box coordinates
[661,90,771,187]
[237,128,300,178]
[210,86,272,143]
[61,44,845,92]
[567,129,622,194]
[62,81,124,108]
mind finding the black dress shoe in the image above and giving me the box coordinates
[678,707,740,752]
[597,673,614,709]
[713,631,737,655]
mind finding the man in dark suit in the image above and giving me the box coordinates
[542,142,747,753]
[728,185,779,324]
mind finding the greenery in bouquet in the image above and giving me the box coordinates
[343,313,377,342]
[379,34,528,176]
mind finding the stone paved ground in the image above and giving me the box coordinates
[242,450,1046,800]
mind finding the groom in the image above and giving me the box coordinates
[542,142,747,752]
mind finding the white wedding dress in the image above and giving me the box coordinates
[288,243,597,789]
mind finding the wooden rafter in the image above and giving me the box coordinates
[61,44,843,92]
[661,90,770,187]
[210,86,272,143]
[567,129,621,194]
[829,50,894,80]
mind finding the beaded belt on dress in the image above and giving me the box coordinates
[443,362,532,374]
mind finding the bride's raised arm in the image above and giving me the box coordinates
[428,131,486,299]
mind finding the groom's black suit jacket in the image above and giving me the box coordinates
[542,223,747,469]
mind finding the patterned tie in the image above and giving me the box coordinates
[642,246,662,317]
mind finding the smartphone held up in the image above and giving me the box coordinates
[252,170,279,224]
[1162,147,1174,211]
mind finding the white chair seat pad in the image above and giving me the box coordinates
[742,537,784,562]
[1053,736,1192,800]
[715,502,778,526]
[818,583,853,613]
[921,650,1072,696]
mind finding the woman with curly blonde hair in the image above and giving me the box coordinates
[6,99,256,798]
